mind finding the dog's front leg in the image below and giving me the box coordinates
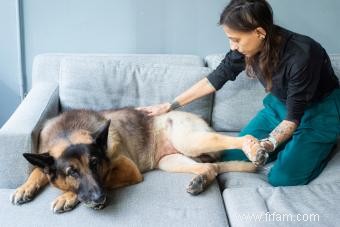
[11,168,49,205]
[104,155,143,190]
[51,191,79,213]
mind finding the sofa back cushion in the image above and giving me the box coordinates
[330,54,340,79]
[205,54,266,132]
[206,53,340,132]
[59,57,213,122]
[32,54,205,86]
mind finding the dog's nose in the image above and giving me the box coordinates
[91,193,106,204]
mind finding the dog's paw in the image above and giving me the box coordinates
[186,174,208,195]
[11,184,39,205]
[254,149,269,167]
[51,192,79,213]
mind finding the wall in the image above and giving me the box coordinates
[1,0,339,127]
[0,0,22,127]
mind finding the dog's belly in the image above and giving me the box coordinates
[154,133,179,165]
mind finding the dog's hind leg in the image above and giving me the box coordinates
[170,130,250,157]
[11,168,49,205]
[157,153,216,195]
[157,154,255,195]
[164,113,257,158]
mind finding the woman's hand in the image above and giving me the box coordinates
[259,139,275,152]
[136,103,171,116]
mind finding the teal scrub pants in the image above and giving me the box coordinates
[221,88,340,187]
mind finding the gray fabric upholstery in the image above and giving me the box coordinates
[1,53,340,227]
[0,53,224,227]
[218,172,271,189]
[0,83,59,188]
[212,72,266,132]
[32,54,205,86]
[0,171,228,227]
[223,182,340,227]
[329,54,340,79]
[204,54,225,70]
[59,57,213,122]
[205,54,266,132]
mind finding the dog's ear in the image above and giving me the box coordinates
[92,120,111,150]
[23,153,55,170]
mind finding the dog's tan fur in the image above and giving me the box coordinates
[11,108,256,213]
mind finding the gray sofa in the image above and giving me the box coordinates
[0,53,339,227]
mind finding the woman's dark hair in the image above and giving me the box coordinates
[219,0,282,91]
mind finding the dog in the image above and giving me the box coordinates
[11,108,256,213]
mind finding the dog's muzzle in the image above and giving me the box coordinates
[84,196,107,210]
[83,193,107,210]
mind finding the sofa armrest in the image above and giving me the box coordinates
[0,83,59,188]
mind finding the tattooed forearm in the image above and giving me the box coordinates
[270,120,297,144]
[260,120,298,152]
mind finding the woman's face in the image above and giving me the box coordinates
[223,25,266,57]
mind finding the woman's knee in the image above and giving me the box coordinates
[268,167,309,187]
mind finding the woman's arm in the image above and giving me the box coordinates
[260,120,298,152]
[136,78,216,116]
[173,78,216,107]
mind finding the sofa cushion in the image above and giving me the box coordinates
[32,54,205,86]
[222,182,340,227]
[218,145,340,192]
[1,171,228,227]
[205,54,266,132]
[329,54,340,79]
[59,57,213,122]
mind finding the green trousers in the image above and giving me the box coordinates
[221,88,340,186]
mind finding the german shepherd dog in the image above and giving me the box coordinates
[11,108,256,213]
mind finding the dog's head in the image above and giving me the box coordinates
[23,120,111,209]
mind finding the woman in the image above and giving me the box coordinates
[138,0,340,186]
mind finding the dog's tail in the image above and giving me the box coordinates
[215,161,257,173]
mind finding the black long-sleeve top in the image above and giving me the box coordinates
[207,26,339,124]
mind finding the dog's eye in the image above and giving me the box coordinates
[65,167,79,178]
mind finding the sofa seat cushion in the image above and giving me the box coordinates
[218,171,271,189]
[0,171,228,227]
[59,57,213,122]
[222,182,340,227]
[218,139,340,190]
